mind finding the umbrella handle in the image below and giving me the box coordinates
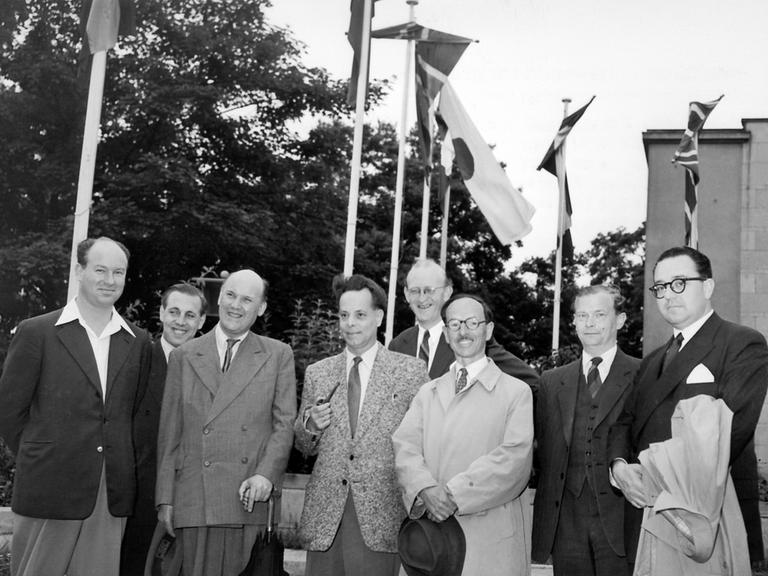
[267,495,275,536]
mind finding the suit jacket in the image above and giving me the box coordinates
[131,339,167,525]
[294,345,429,553]
[608,312,768,562]
[532,348,640,562]
[156,329,297,527]
[0,308,150,519]
[393,360,533,576]
[389,325,539,389]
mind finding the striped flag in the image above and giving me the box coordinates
[346,0,376,109]
[672,95,723,248]
[537,96,595,263]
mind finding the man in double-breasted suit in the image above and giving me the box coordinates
[532,285,640,576]
[389,258,539,388]
[0,237,150,576]
[609,246,768,566]
[295,274,429,576]
[156,269,296,576]
[121,283,206,575]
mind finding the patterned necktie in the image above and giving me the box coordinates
[661,333,684,375]
[419,332,430,365]
[587,356,603,398]
[221,338,239,372]
[455,368,468,394]
[348,356,363,437]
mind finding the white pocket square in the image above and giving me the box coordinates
[686,363,714,383]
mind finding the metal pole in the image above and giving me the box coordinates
[551,97,571,356]
[385,0,417,345]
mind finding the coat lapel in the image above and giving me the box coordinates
[431,334,454,379]
[355,345,390,440]
[593,350,633,428]
[56,320,101,395]
[634,314,720,434]
[188,331,222,400]
[556,361,582,447]
[206,333,269,425]
[147,341,168,407]
[105,328,133,402]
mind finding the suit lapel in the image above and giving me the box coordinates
[556,361,582,447]
[206,333,269,425]
[56,321,101,395]
[188,331,222,400]
[593,350,633,428]
[634,314,720,433]
[356,345,390,440]
[147,341,168,407]
[105,328,133,402]
[431,334,454,379]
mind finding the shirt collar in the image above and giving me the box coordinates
[675,309,714,349]
[55,299,134,337]
[160,336,176,361]
[346,341,380,367]
[418,321,445,341]
[214,323,249,349]
[449,356,492,391]
[582,344,618,373]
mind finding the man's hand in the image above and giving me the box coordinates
[419,485,457,522]
[307,400,332,432]
[157,504,175,537]
[239,474,273,512]
[611,460,648,508]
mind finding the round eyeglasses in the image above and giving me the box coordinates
[406,286,446,298]
[648,277,706,299]
[446,317,487,331]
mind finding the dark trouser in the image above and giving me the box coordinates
[306,494,400,576]
[552,485,629,576]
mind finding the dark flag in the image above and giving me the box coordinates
[537,96,596,263]
[672,95,723,248]
[346,0,376,109]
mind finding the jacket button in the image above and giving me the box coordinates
[241,457,248,464]
[349,455,354,461]
[97,446,103,453]
[203,428,210,435]
[241,425,248,431]
[560,473,564,480]
[342,479,348,486]
[555,500,559,508]
[204,461,211,467]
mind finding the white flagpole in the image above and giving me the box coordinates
[551,97,570,356]
[67,50,108,302]
[343,0,374,277]
[385,0,417,345]
[418,178,430,258]
[439,185,450,269]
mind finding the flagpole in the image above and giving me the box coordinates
[384,0,417,345]
[551,97,570,357]
[439,184,450,268]
[343,0,373,277]
[67,50,108,301]
[418,177,430,258]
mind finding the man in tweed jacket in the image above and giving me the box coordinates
[295,274,429,576]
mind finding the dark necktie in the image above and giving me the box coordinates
[419,332,430,365]
[455,368,468,394]
[587,356,603,398]
[221,338,239,372]
[661,333,684,375]
[348,356,363,437]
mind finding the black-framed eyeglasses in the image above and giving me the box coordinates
[446,317,487,331]
[648,277,706,299]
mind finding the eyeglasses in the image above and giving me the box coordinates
[648,277,706,299]
[406,286,446,298]
[574,311,609,324]
[446,317,487,331]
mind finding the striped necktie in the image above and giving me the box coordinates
[587,356,603,398]
[222,338,239,372]
[419,332,430,365]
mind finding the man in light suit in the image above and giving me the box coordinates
[393,294,534,576]
[389,258,539,388]
[609,246,768,567]
[0,236,150,576]
[121,283,206,575]
[532,285,640,575]
[156,269,296,576]
[295,274,429,576]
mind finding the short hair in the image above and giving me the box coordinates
[220,269,269,303]
[441,293,494,324]
[405,258,453,287]
[332,274,387,312]
[653,246,712,279]
[161,283,207,315]
[572,284,625,313]
[76,237,131,266]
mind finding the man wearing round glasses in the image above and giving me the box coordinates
[389,258,539,388]
[393,294,533,575]
[608,246,768,568]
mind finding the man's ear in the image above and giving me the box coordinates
[484,321,495,342]
[615,312,627,331]
[256,301,267,318]
[375,308,384,327]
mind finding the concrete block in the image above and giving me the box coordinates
[742,272,757,294]
[743,251,768,272]
[741,293,768,315]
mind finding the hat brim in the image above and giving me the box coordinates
[144,522,182,576]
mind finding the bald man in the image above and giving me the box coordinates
[156,270,297,576]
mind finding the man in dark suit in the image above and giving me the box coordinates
[156,269,296,576]
[0,237,150,576]
[120,283,206,575]
[532,285,640,576]
[609,246,768,567]
[388,258,539,388]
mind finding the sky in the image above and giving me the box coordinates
[267,0,768,265]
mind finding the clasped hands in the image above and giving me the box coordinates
[419,485,457,523]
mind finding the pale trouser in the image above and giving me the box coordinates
[12,467,126,576]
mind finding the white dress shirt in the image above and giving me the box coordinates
[416,322,444,372]
[582,344,618,382]
[214,323,248,370]
[346,342,380,420]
